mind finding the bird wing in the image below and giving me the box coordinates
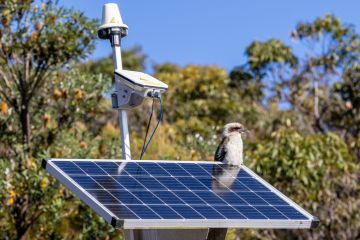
[214,137,228,162]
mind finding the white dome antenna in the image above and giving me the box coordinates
[98,3,128,39]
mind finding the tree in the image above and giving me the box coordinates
[0,1,121,239]
[236,129,360,239]
[228,14,360,239]
[291,14,360,132]
[236,15,360,156]
[0,0,96,149]
[329,64,360,159]
[228,67,263,102]
[0,67,125,239]
[153,64,236,159]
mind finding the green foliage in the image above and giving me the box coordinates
[330,65,360,136]
[0,1,123,239]
[156,64,232,132]
[291,14,360,132]
[152,64,236,159]
[237,130,359,239]
[242,14,360,137]
[228,15,360,239]
[293,14,359,69]
[0,67,123,239]
[0,1,359,239]
[228,67,263,102]
[0,0,97,147]
[0,154,121,240]
[246,39,297,74]
[1,1,96,64]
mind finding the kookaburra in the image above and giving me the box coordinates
[214,122,247,166]
[208,123,247,240]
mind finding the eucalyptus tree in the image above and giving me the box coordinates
[0,0,96,149]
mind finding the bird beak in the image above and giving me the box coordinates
[239,128,250,138]
[240,128,248,133]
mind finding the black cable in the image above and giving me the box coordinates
[140,98,155,159]
[140,95,163,160]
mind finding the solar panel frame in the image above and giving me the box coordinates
[42,158,319,229]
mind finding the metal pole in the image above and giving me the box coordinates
[111,32,132,161]
[105,23,208,240]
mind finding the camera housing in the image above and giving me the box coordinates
[112,70,168,109]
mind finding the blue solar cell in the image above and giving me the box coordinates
[234,206,267,219]
[74,162,107,175]
[256,191,289,205]
[159,163,190,176]
[236,169,251,178]
[113,176,145,190]
[196,177,213,189]
[92,176,123,189]
[131,190,163,204]
[87,190,120,204]
[180,164,212,176]
[71,176,102,189]
[197,164,214,175]
[111,190,142,204]
[215,192,247,205]
[176,177,209,190]
[127,205,160,219]
[214,206,246,219]
[237,178,270,191]
[192,206,225,219]
[194,191,227,205]
[236,191,269,205]
[105,204,137,219]
[56,161,85,175]
[173,191,206,204]
[123,162,149,175]
[171,205,204,219]
[227,179,250,191]
[255,206,288,219]
[139,163,170,176]
[132,176,166,190]
[96,162,125,175]
[149,205,183,219]
[274,206,307,220]
[154,177,187,190]
[152,191,185,204]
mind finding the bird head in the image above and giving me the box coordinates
[222,122,248,137]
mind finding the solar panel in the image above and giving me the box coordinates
[42,159,319,229]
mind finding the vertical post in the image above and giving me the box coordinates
[111,32,132,160]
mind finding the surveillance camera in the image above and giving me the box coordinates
[112,70,168,109]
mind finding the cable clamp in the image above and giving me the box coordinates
[147,90,161,99]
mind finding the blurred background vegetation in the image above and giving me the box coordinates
[0,1,359,239]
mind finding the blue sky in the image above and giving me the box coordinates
[61,0,359,71]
